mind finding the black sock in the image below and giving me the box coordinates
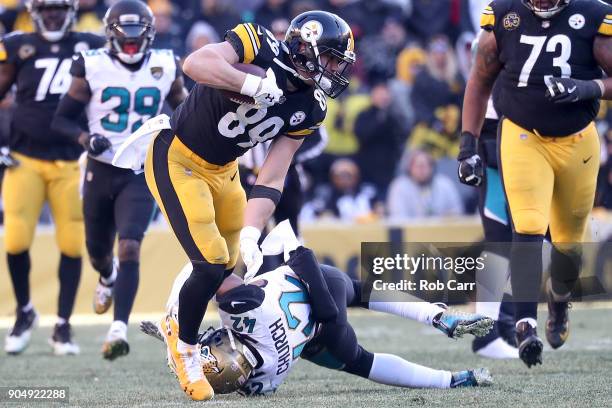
[178,261,225,345]
[7,251,31,308]
[550,246,581,297]
[58,254,82,320]
[510,233,544,322]
[113,260,140,324]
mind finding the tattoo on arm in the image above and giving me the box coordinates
[473,32,502,87]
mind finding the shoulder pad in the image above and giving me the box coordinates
[217,283,266,315]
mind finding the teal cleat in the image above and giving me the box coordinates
[450,368,493,388]
[433,308,494,339]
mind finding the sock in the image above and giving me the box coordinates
[113,260,140,324]
[549,246,581,298]
[101,264,117,286]
[7,251,31,308]
[57,254,82,320]
[368,301,445,326]
[510,233,543,322]
[107,320,128,341]
[57,317,67,326]
[21,302,34,313]
[476,250,510,320]
[178,262,225,345]
[368,353,451,389]
[517,317,537,328]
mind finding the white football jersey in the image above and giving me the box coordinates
[82,48,176,164]
[217,265,315,396]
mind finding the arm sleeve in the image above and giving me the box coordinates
[51,94,87,141]
[225,22,279,66]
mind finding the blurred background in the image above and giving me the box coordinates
[1,0,612,315]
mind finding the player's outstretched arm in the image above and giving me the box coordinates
[594,35,612,100]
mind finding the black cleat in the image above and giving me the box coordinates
[4,308,38,355]
[102,338,130,361]
[516,321,543,368]
[546,288,570,349]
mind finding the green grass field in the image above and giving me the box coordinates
[1,307,611,408]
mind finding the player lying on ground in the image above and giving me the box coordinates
[141,222,493,396]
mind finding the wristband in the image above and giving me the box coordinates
[249,184,282,206]
[240,74,261,97]
[593,79,605,98]
[458,131,478,160]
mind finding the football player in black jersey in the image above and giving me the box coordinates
[0,0,104,356]
[144,11,355,400]
[458,0,612,367]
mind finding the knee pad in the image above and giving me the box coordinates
[511,209,548,236]
[56,220,84,258]
[198,234,230,265]
[90,255,113,274]
[118,239,141,262]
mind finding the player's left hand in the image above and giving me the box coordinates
[0,146,19,168]
[240,226,263,281]
[545,77,603,104]
[457,131,483,187]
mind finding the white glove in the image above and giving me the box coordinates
[260,219,300,262]
[240,226,263,282]
[241,68,284,109]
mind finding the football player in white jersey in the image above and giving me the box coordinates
[51,0,187,360]
[142,222,493,397]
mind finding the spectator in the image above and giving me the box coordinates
[150,0,185,56]
[255,0,290,30]
[354,80,405,197]
[389,42,427,132]
[189,0,240,39]
[387,149,463,219]
[405,0,452,42]
[182,20,220,89]
[409,35,464,158]
[75,0,105,34]
[301,158,382,223]
[358,16,409,82]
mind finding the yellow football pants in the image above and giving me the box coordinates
[144,131,246,269]
[2,152,83,257]
[499,118,599,244]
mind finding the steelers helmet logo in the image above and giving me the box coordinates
[502,12,520,30]
[300,20,323,42]
[568,14,585,30]
[290,111,306,126]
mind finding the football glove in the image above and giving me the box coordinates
[243,68,284,109]
[240,226,263,282]
[0,146,19,168]
[457,131,483,187]
[545,77,603,104]
[83,133,112,157]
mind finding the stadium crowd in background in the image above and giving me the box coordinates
[1,0,612,224]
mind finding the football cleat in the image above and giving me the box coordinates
[516,321,543,368]
[433,308,493,339]
[159,314,214,401]
[140,320,164,342]
[450,368,493,387]
[102,321,130,361]
[545,287,571,349]
[93,259,118,314]
[49,322,80,355]
[4,308,38,355]
[474,336,519,359]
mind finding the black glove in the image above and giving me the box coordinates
[83,133,112,156]
[0,146,19,168]
[457,131,483,186]
[545,77,603,104]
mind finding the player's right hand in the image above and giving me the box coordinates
[84,133,112,157]
[0,146,19,168]
[252,68,284,109]
[457,131,483,186]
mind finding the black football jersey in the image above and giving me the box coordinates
[0,31,105,160]
[482,0,611,136]
[170,22,327,166]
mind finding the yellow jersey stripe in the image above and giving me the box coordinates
[286,129,314,136]
[247,23,261,50]
[232,24,256,63]
[480,13,495,28]
[598,21,612,36]
[606,14,612,19]
[244,23,259,54]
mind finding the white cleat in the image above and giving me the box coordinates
[102,321,130,361]
[48,323,80,356]
[93,259,118,314]
[5,308,38,355]
[476,337,519,359]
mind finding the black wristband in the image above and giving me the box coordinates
[457,131,478,160]
[249,185,282,206]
